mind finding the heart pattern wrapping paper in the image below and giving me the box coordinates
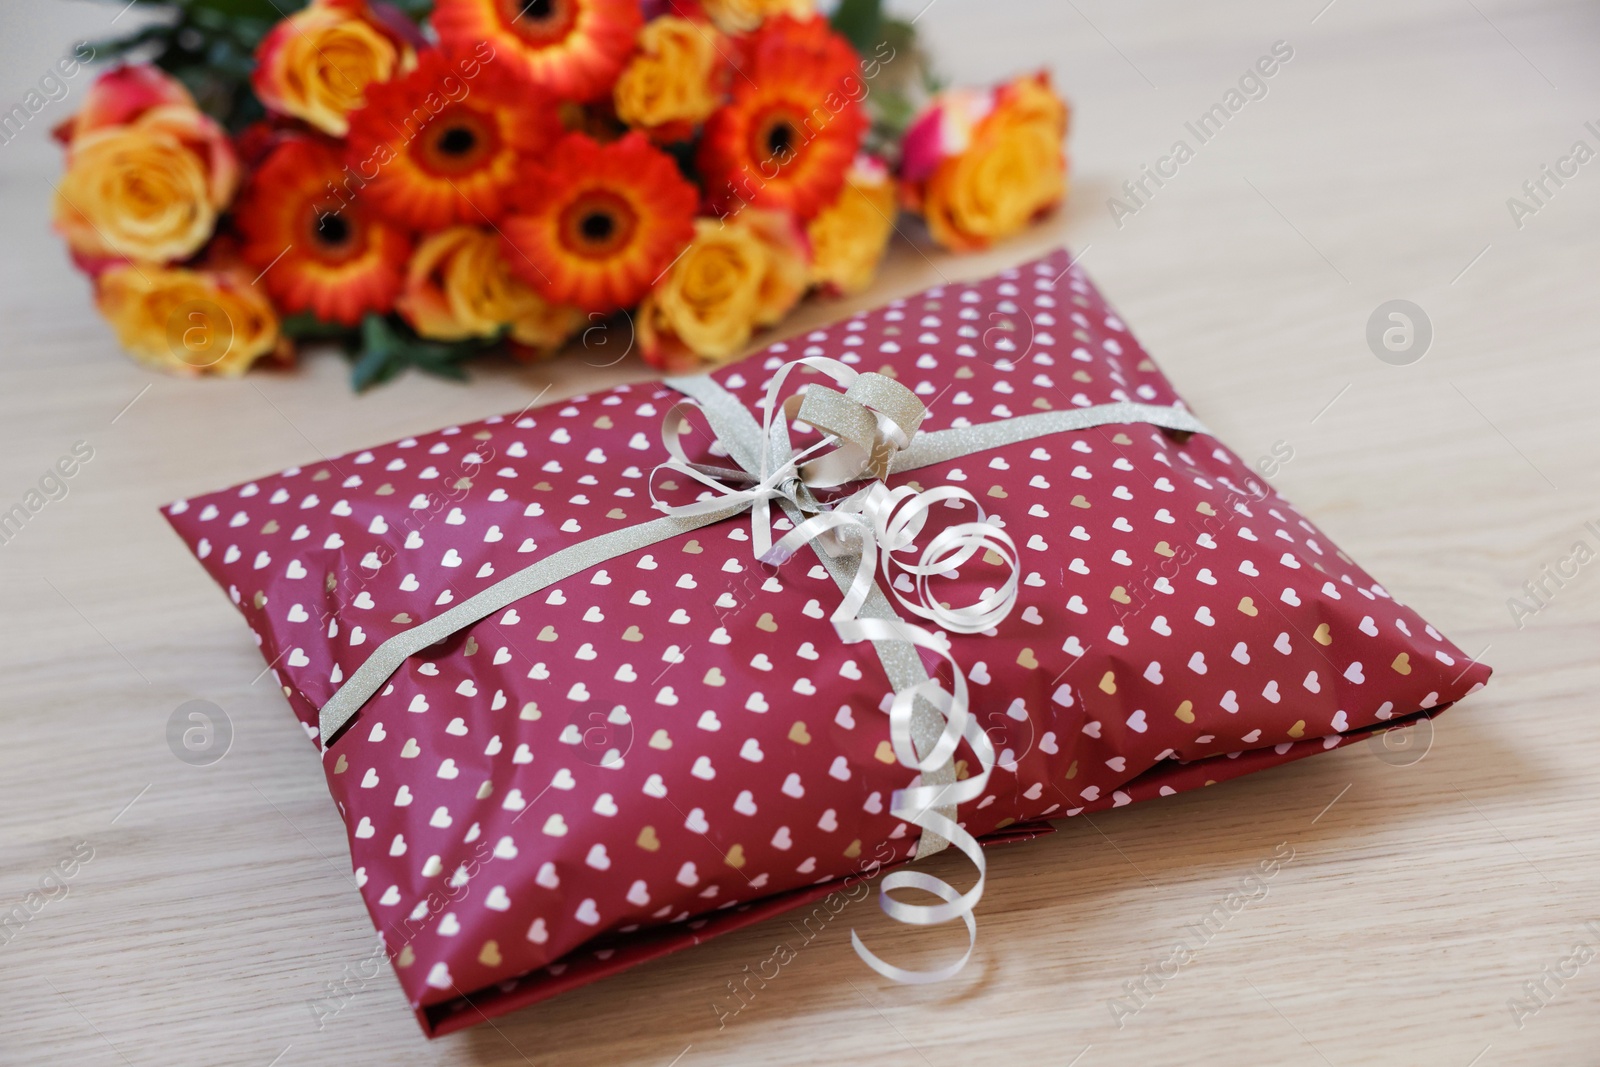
[164,248,1489,1035]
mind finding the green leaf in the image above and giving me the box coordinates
[880,18,918,62]
[280,312,358,342]
[348,314,490,390]
[854,15,942,151]
[386,0,436,20]
[178,0,305,20]
[350,341,402,393]
[866,88,920,156]
[830,0,883,56]
[360,312,398,355]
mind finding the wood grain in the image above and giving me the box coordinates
[3,1,1597,1064]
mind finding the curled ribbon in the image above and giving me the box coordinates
[651,356,1019,982]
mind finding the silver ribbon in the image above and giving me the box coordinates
[660,356,1018,982]
[316,358,1208,983]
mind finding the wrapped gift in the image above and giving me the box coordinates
[164,248,1489,1035]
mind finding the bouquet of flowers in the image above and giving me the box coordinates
[53,0,1070,386]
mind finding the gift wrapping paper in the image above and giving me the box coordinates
[165,248,1490,1034]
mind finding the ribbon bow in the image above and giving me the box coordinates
[654,356,1020,982]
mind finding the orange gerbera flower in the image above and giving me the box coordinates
[235,136,412,325]
[345,46,562,230]
[698,15,866,221]
[500,132,697,313]
[431,0,642,102]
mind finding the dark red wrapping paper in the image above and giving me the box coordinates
[164,249,1489,1035]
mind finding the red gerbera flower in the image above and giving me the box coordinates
[431,0,642,102]
[698,15,867,221]
[235,136,412,325]
[500,132,697,312]
[344,47,562,230]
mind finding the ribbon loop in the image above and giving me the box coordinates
[795,385,885,484]
[651,358,1021,984]
[845,371,925,444]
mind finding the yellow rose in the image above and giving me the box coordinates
[639,208,808,371]
[252,0,414,136]
[614,16,724,138]
[397,227,584,356]
[905,73,1070,251]
[700,0,813,33]
[507,299,589,358]
[53,105,238,264]
[96,264,280,377]
[742,209,810,326]
[808,159,896,296]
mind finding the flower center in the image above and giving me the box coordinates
[560,190,638,260]
[502,0,578,45]
[419,110,499,175]
[752,109,807,171]
[438,126,477,156]
[580,211,615,242]
[306,205,368,264]
[315,211,352,248]
[766,122,796,159]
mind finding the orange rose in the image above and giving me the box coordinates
[397,227,584,355]
[614,15,725,140]
[700,0,813,33]
[808,157,896,296]
[52,67,238,265]
[639,208,809,371]
[901,72,1070,251]
[252,0,416,136]
[96,264,280,376]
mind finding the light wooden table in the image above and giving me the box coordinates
[3,1,1596,1064]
